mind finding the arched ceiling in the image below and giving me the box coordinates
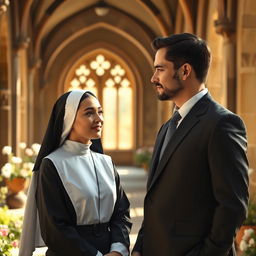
[27,0,177,42]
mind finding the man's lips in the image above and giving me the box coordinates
[154,83,163,88]
[155,84,163,90]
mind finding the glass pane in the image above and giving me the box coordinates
[102,87,117,149]
[118,87,132,149]
[84,87,97,97]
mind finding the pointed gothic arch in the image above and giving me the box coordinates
[64,49,136,151]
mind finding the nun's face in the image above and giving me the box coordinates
[68,96,103,144]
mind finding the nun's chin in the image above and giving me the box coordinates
[92,132,102,139]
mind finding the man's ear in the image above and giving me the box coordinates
[180,63,192,80]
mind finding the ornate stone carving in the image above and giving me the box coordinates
[214,0,236,38]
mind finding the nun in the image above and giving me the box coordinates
[18,90,132,256]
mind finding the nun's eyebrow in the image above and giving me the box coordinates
[84,107,102,111]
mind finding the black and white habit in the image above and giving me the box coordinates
[18,90,132,256]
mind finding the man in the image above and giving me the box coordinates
[132,33,249,256]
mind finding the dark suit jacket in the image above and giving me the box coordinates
[133,93,249,256]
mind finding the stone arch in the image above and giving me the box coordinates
[35,24,157,164]
[63,48,137,152]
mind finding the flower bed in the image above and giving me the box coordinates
[0,207,23,256]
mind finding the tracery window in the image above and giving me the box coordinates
[67,53,134,150]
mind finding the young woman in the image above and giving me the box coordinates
[19,90,131,256]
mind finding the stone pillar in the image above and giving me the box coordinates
[214,0,237,112]
[12,37,30,154]
[0,1,10,167]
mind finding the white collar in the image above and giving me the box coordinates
[177,88,208,121]
[62,140,91,156]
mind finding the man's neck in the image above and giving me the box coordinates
[174,83,206,108]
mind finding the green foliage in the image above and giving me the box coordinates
[244,200,256,225]
[134,147,153,169]
[0,186,8,206]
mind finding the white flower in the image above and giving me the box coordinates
[19,142,27,149]
[242,228,255,240]
[9,233,15,239]
[23,162,34,171]
[19,168,29,177]
[25,148,34,156]
[0,224,8,229]
[11,156,22,164]
[1,163,12,178]
[240,239,248,251]
[31,143,41,155]
[0,186,8,194]
[249,238,255,246]
[2,146,12,155]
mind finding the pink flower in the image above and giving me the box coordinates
[0,227,9,236]
[11,240,19,247]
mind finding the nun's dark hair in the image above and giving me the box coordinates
[33,91,103,171]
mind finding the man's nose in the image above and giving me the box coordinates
[151,72,158,84]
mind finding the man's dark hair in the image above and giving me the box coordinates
[152,33,211,83]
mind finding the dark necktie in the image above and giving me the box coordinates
[159,111,182,160]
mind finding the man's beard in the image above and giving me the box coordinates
[156,71,184,101]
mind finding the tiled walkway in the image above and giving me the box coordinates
[13,166,147,255]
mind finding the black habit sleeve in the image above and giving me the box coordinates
[36,158,98,256]
[110,164,132,250]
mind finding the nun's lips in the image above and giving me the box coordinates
[92,125,102,131]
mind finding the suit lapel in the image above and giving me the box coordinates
[147,94,211,193]
[147,122,169,188]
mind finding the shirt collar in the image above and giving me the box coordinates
[176,88,208,123]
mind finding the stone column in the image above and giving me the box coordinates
[0,0,10,166]
[214,0,237,112]
[12,37,30,154]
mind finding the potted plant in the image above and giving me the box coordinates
[134,147,153,171]
[236,200,256,247]
[0,142,40,208]
[239,228,256,255]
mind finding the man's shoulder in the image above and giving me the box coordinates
[206,99,245,130]
[207,98,236,117]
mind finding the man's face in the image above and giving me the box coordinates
[151,47,184,101]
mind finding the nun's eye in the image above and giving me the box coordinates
[85,111,93,116]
